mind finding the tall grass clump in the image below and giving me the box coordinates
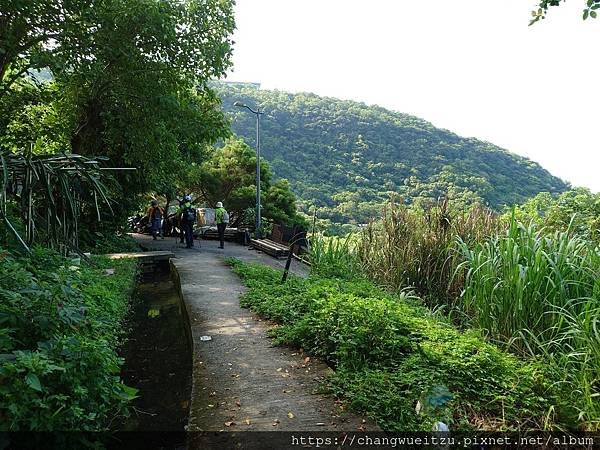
[356,198,498,308]
[308,233,360,279]
[455,217,600,429]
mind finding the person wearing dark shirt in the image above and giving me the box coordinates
[177,195,196,248]
[146,200,164,240]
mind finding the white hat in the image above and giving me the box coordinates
[216,201,223,208]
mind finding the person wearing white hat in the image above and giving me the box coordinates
[215,201,229,249]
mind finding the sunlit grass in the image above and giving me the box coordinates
[308,233,360,279]
[455,217,600,428]
[299,198,600,429]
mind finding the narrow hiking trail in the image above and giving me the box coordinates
[133,234,377,435]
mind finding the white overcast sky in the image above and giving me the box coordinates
[225,0,599,192]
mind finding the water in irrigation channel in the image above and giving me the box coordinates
[119,262,192,439]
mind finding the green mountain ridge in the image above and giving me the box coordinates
[215,83,569,224]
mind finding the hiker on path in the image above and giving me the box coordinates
[215,201,229,249]
[177,197,185,244]
[178,195,196,248]
[146,200,164,240]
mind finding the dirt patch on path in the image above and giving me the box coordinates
[134,234,377,435]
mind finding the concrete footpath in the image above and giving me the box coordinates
[133,234,376,434]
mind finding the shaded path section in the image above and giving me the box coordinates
[134,234,376,432]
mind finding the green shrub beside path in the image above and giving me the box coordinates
[0,247,138,430]
[229,259,570,432]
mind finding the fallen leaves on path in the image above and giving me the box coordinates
[287,412,295,419]
[224,421,235,427]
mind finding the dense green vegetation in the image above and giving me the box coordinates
[0,248,138,430]
[188,137,307,229]
[1,0,236,230]
[0,153,114,254]
[306,197,600,430]
[356,199,499,306]
[232,192,600,430]
[215,83,568,226]
[2,0,597,436]
[457,220,600,426]
[229,259,562,431]
[0,0,238,433]
[79,232,141,255]
[512,187,600,243]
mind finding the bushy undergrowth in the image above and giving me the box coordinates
[228,259,569,432]
[456,220,600,429]
[309,199,600,430]
[511,188,600,244]
[0,247,138,430]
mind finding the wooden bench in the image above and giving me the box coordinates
[249,238,289,258]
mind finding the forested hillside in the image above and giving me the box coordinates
[215,83,568,224]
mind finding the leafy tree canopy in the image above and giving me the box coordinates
[530,0,600,24]
[189,137,307,228]
[0,0,236,226]
[510,188,600,242]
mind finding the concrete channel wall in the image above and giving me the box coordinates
[170,259,194,376]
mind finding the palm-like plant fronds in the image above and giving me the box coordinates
[0,152,111,254]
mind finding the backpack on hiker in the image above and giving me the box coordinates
[183,206,197,223]
[222,210,229,224]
